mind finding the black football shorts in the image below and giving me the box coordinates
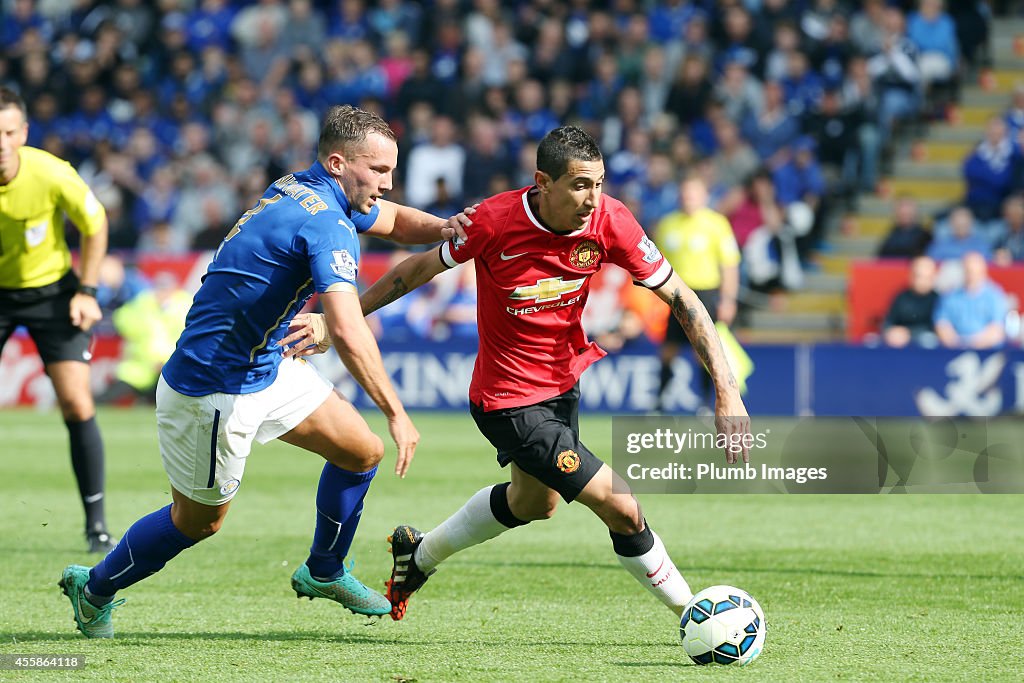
[471,383,603,502]
[0,272,93,365]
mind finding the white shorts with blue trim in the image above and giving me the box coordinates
[156,357,334,505]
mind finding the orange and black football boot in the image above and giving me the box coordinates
[384,525,435,621]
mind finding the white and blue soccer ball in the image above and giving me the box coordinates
[679,585,766,666]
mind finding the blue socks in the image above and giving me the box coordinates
[305,464,377,581]
[83,464,377,601]
[87,505,196,602]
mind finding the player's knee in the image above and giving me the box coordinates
[172,511,226,544]
[351,434,384,472]
[189,517,225,541]
[600,501,644,535]
[57,395,94,422]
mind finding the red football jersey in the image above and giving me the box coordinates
[440,186,673,410]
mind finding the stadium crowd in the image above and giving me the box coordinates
[1,0,1018,344]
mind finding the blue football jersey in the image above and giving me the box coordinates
[161,162,378,396]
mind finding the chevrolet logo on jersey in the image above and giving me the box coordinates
[509,277,586,304]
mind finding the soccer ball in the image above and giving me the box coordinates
[679,585,765,666]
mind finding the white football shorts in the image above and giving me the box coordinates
[156,357,334,505]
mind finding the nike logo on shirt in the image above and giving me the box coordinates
[500,252,528,260]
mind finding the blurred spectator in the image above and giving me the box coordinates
[97,272,191,404]
[648,0,702,46]
[773,136,827,257]
[773,137,826,209]
[665,54,713,128]
[281,0,327,57]
[740,80,800,162]
[511,79,560,143]
[735,170,804,293]
[607,128,651,191]
[368,0,422,47]
[233,3,289,83]
[1005,85,1024,139]
[882,255,939,348]
[172,155,237,244]
[714,56,762,124]
[715,6,764,79]
[811,13,853,88]
[136,220,190,256]
[803,86,860,197]
[95,254,149,327]
[482,22,528,88]
[878,196,932,258]
[461,116,514,205]
[579,52,623,122]
[710,118,759,193]
[3,0,53,50]
[800,0,844,45]
[186,0,236,55]
[396,49,445,117]
[841,55,883,192]
[962,116,1024,224]
[424,177,461,221]
[764,19,802,83]
[779,50,824,121]
[934,252,1008,349]
[405,115,465,209]
[638,47,671,121]
[379,31,415,99]
[906,0,959,93]
[949,0,991,69]
[850,0,887,59]
[432,263,478,341]
[994,195,1024,265]
[928,206,992,261]
[633,152,679,230]
[866,7,922,148]
[664,7,713,72]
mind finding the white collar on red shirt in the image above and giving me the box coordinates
[521,187,588,237]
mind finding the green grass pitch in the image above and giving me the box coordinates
[1,408,1022,682]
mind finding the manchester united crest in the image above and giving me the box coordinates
[556,449,581,474]
[568,239,601,269]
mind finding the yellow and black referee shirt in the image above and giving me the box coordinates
[654,207,740,291]
[0,146,106,290]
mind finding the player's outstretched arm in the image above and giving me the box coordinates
[360,247,451,316]
[280,248,457,356]
[365,200,474,245]
[321,288,420,477]
[654,272,752,463]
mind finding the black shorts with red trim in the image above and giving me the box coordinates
[470,383,603,502]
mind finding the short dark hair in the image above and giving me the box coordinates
[0,87,27,120]
[317,105,396,161]
[536,126,602,181]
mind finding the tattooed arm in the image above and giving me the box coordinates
[361,246,452,316]
[653,272,752,462]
